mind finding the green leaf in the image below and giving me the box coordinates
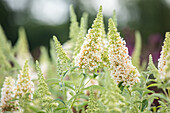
[49,80,75,91]
[142,90,154,97]
[46,78,60,82]
[77,101,88,110]
[132,88,151,96]
[93,73,99,78]
[68,93,85,103]
[53,98,65,105]
[146,83,160,88]
[36,111,46,113]
[146,79,157,83]
[147,54,159,78]
[148,93,170,102]
[54,107,68,111]
[70,66,79,72]
[141,99,148,112]
[82,85,105,91]
[118,82,125,92]
[28,105,42,112]
[63,70,69,77]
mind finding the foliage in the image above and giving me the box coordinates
[0,5,170,113]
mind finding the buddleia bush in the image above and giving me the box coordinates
[0,5,170,113]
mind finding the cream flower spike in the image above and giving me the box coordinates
[15,60,34,100]
[1,77,18,112]
[158,32,170,81]
[107,18,140,87]
[75,6,105,71]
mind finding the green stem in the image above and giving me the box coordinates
[127,87,131,96]
[144,73,150,88]
[163,88,169,99]
[134,105,139,113]
[168,88,170,99]
[69,75,92,111]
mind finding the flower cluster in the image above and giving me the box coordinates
[1,77,18,112]
[158,32,170,81]
[53,36,70,75]
[73,17,86,58]
[75,6,105,71]
[36,61,58,111]
[69,5,79,42]
[107,19,140,87]
[86,89,100,113]
[14,27,32,67]
[75,29,103,71]
[15,60,34,100]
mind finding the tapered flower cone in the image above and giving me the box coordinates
[35,61,58,111]
[15,60,34,100]
[158,32,170,83]
[75,6,105,71]
[107,18,140,87]
[1,77,18,112]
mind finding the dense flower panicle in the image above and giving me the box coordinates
[75,6,105,71]
[147,55,159,78]
[69,5,79,40]
[1,77,17,112]
[0,26,20,70]
[86,89,100,113]
[39,46,50,75]
[53,36,70,64]
[14,27,32,67]
[53,36,70,75]
[36,61,58,110]
[15,60,34,100]
[101,38,109,67]
[158,32,170,81]
[73,17,86,58]
[36,61,51,98]
[108,18,140,87]
[75,29,103,71]
[92,6,105,39]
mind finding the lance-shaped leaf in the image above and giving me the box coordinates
[147,54,159,78]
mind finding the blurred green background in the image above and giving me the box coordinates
[0,0,170,63]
